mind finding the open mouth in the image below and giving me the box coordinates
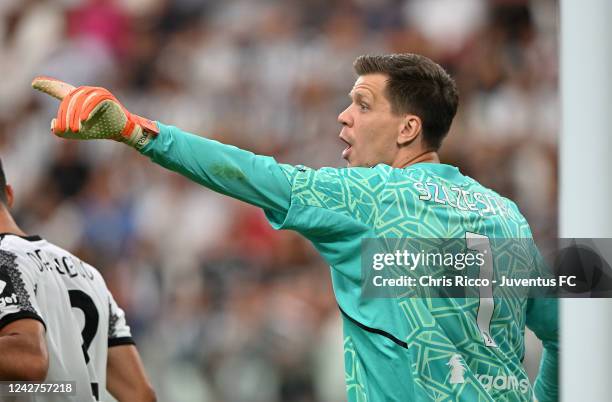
[340,137,352,160]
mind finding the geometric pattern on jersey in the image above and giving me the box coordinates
[344,336,368,402]
[0,249,37,315]
[280,163,536,401]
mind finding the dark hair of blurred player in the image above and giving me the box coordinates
[0,160,9,206]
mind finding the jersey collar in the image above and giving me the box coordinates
[0,233,43,242]
[407,162,461,176]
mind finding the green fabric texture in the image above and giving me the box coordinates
[141,123,558,402]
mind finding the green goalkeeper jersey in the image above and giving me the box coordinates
[141,123,558,402]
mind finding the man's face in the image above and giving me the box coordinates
[338,74,404,167]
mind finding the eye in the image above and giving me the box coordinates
[359,103,369,112]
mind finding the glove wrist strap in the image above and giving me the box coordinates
[121,114,158,149]
[123,125,155,150]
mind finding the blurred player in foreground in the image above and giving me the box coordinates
[33,53,557,401]
[0,159,155,401]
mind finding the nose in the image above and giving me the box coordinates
[337,106,352,127]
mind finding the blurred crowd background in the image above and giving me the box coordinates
[0,0,558,401]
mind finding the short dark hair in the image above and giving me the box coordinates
[0,159,6,205]
[353,53,459,150]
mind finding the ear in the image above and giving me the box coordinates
[5,184,14,209]
[397,114,422,146]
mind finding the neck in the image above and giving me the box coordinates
[393,150,440,169]
[0,207,26,237]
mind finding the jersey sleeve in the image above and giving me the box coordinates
[107,289,134,347]
[0,249,45,331]
[523,235,558,401]
[140,123,292,216]
[526,297,558,402]
[140,123,374,243]
[263,164,380,243]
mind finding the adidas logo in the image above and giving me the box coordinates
[474,374,530,394]
[447,353,530,394]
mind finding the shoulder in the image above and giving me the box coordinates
[3,236,107,288]
[471,177,527,220]
[462,175,532,229]
[0,233,42,252]
[0,235,45,275]
[285,165,394,207]
[44,241,107,285]
[288,164,395,188]
[0,247,30,290]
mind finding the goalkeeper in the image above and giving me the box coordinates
[32,53,557,402]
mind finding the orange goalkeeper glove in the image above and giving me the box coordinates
[31,77,159,149]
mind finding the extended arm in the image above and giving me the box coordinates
[105,283,155,401]
[140,123,292,214]
[526,298,558,402]
[0,319,48,381]
[31,78,294,215]
[0,249,48,381]
[107,344,156,402]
